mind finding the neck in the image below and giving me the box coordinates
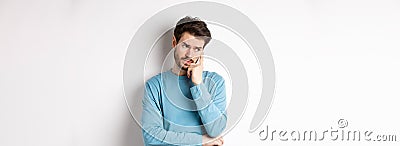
[171,65,187,76]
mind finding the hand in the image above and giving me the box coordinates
[187,55,203,85]
[202,135,224,146]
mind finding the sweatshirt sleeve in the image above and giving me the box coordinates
[190,74,227,138]
[141,80,202,145]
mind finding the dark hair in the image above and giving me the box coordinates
[173,16,211,46]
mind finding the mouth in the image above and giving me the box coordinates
[183,58,194,65]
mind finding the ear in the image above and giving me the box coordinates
[172,35,177,48]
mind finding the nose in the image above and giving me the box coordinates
[185,47,195,57]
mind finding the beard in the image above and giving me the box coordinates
[174,50,189,71]
[174,50,191,71]
[180,66,188,71]
[176,60,189,71]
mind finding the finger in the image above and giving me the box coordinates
[189,57,200,67]
[213,138,222,146]
[188,61,197,67]
[216,139,223,146]
[217,138,223,145]
[187,68,192,78]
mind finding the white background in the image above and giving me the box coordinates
[1,0,399,145]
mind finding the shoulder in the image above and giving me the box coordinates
[145,73,163,88]
[143,73,164,98]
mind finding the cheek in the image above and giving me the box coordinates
[175,50,185,58]
[174,51,183,62]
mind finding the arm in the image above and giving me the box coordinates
[190,75,227,138]
[187,56,227,138]
[141,81,202,145]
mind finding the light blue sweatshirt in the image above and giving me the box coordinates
[141,69,227,146]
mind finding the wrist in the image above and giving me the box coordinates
[193,81,201,85]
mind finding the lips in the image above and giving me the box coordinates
[183,59,194,65]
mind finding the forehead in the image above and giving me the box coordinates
[178,32,205,47]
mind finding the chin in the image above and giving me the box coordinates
[180,66,188,71]
[180,64,189,71]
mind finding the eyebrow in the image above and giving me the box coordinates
[182,42,203,49]
[182,42,190,47]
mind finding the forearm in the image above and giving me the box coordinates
[142,82,203,145]
[142,125,202,145]
[198,107,227,137]
[142,103,203,145]
[190,83,227,137]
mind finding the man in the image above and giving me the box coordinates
[141,16,227,146]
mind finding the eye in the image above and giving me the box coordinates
[195,48,204,52]
[182,43,190,49]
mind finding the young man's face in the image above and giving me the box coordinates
[173,32,205,70]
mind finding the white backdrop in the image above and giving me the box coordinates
[1,0,399,146]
